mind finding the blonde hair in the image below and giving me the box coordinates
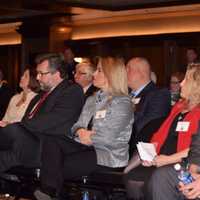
[98,57,128,96]
[186,63,200,106]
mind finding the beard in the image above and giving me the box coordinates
[39,82,51,92]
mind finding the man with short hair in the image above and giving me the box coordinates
[74,62,97,100]
[0,53,84,172]
[126,57,171,153]
[124,57,171,199]
[63,47,77,83]
[186,48,199,65]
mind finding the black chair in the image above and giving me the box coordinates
[64,117,166,200]
[0,118,166,200]
[0,166,40,200]
[64,168,125,200]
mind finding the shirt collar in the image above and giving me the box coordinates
[131,81,151,97]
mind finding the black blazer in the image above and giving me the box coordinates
[22,79,85,137]
[133,81,171,135]
[84,84,98,101]
[129,81,171,154]
[0,82,13,119]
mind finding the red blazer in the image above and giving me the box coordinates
[151,100,200,154]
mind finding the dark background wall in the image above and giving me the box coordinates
[1,32,200,92]
[65,32,200,86]
[0,45,21,91]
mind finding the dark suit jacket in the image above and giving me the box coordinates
[0,82,13,119]
[84,84,98,101]
[0,79,84,170]
[22,79,85,137]
[129,81,171,154]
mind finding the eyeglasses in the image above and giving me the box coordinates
[74,71,87,76]
[170,81,180,84]
[37,71,52,76]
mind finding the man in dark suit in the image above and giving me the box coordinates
[0,69,13,119]
[126,57,171,154]
[63,47,78,83]
[0,53,85,172]
[74,61,97,100]
[124,57,171,200]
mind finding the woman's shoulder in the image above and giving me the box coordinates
[111,95,133,109]
[10,92,22,101]
[112,95,131,103]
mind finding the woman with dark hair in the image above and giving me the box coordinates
[170,71,185,105]
[0,65,40,126]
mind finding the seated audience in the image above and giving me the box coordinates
[186,48,199,65]
[34,57,134,200]
[170,71,185,106]
[0,68,13,119]
[74,61,97,100]
[124,63,200,200]
[126,57,171,155]
[0,65,40,127]
[63,47,77,83]
[148,64,200,200]
[0,53,84,172]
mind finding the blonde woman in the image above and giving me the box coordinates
[35,57,134,200]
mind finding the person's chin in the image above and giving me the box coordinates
[180,92,185,99]
[93,80,97,87]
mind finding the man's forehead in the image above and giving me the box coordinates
[77,64,88,72]
[37,60,49,70]
[127,60,137,69]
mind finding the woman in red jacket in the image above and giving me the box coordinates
[124,63,200,200]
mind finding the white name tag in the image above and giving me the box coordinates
[95,110,106,119]
[132,97,141,104]
[176,121,190,132]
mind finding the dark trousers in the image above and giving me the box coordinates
[124,165,156,200]
[147,165,186,200]
[0,123,41,172]
[40,136,113,194]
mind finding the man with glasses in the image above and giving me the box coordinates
[74,61,97,100]
[0,53,84,172]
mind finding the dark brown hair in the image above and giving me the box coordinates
[25,65,40,93]
[171,71,185,82]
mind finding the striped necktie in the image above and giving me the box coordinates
[28,92,49,119]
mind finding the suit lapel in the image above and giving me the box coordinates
[133,81,156,113]
[24,79,69,118]
[84,85,97,100]
[38,79,69,113]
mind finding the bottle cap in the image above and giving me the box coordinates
[174,163,181,171]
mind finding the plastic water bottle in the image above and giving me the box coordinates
[82,191,89,200]
[174,163,194,185]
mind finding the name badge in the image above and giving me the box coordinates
[132,97,141,104]
[95,110,106,119]
[176,121,190,132]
